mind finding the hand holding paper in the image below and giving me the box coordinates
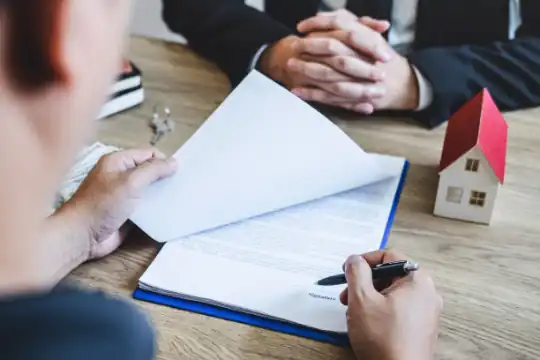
[130,70,391,242]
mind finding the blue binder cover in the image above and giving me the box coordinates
[133,160,409,347]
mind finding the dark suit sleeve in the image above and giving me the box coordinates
[0,287,155,360]
[162,0,294,86]
[407,17,540,129]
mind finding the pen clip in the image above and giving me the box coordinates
[374,260,407,268]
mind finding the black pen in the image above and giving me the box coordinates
[316,260,419,286]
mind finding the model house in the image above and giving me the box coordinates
[433,89,508,224]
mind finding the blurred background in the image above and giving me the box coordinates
[130,0,346,43]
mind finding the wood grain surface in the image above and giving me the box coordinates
[69,37,540,360]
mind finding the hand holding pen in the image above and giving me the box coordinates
[317,260,419,286]
[333,250,443,360]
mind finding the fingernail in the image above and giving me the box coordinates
[343,255,356,271]
[291,88,304,97]
[154,151,167,160]
[356,103,374,114]
[379,51,392,62]
[344,255,366,275]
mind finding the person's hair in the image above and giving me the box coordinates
[3,0,68,91]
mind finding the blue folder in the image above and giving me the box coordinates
[133,161,409,347]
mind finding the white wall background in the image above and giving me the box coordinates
[130,0,263,43]
[129,0,344,43]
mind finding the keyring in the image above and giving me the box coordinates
[150,104,175,145]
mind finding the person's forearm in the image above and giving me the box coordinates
[162,0,294,86]
[0,205,90,296]
[407,36,540,128]
[40,203,91,285]
[0,118,71,296]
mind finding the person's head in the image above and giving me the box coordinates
[0,0,133,237]
[0,0,132,162]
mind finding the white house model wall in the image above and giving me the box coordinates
[434,147,500,224]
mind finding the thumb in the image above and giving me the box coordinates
[128,157,177,190]
[359,16,391,33]
[344,255,381,303]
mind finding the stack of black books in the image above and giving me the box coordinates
[98,60,144,119]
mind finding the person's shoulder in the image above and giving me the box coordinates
[0,286,156,360]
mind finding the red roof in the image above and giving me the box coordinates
[439,88,508,183]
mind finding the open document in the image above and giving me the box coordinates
[131,70,408,339]
[137,155,406,334]
[130,70,393,242]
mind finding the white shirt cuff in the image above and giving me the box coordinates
[412,65,433,111]
[249,44,269,71]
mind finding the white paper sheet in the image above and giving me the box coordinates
[139,155,405,333]
[130,70,389,242]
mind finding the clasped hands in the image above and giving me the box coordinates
[260,9,420,113]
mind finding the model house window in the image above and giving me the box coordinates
[465,158,480,172]
[469,190,487,207]
[446,186,464,203]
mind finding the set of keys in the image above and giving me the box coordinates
[150,105,175,146]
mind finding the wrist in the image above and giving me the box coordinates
[383,354,432,360]
[385,346,434,360]
[259,35,299,85]
[52,201,94,264]
[394,57,420,110]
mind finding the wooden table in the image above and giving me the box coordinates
[71,37,540,360]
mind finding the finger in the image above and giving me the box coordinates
[107,148,167,170]
[360,250,426,294]
[310,29,392,62]
[301,55,385,81]
[380,275,414,295]
[304,10,390,33]
[292,87,376,115]
[288,58,352,82]
[305,32,365,59]
[345,29,392,62]
[359,16,391,33]
[360,249,408,267]
[124,148,167,162]
[298,17,392,62]
[292,87,376,114]
[317,8,358,21]
[344,255,382,302]
[296,37,358,57]
[127,157,177,190]
[298,14,360,33]
[340,287,349,305]
[343,102,375,114]
[292,87,355,103]
[299,45,374,67]
[318,81,386,100]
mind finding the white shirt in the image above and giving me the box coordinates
[388,0,522,109]
[252,0,523,110]
[390,0,522,50]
